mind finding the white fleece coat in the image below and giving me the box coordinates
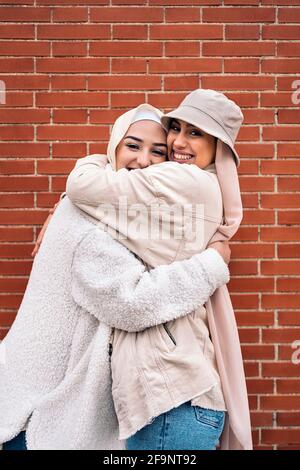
[0,196,229,450]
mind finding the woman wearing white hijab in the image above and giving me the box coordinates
[66,90,252,450]
[0,105,230,449]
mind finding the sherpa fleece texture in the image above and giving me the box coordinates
[0,196,229,450]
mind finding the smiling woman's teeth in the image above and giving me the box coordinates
[173,152,193,161]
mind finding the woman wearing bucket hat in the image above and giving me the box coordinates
[0,103,230,450]
[64,91,252,450]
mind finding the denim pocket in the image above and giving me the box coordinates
[193,406,225,430]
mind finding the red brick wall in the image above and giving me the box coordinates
[0,0,299,450]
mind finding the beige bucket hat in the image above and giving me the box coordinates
[161,88,244,167]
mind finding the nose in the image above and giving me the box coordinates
[136,151,151,168]
[173,130,187,149]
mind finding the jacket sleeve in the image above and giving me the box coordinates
[66,154,208,213]
[71,228,229,332]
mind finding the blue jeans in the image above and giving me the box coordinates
[3,431,27,450]
[126,402,225,450]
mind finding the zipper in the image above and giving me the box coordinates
[163,323,177,346]
[108,329,114,358]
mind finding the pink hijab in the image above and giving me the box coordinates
[206,139,252,450]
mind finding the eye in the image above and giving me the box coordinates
[169,122,180,132]
[126,143,139,150]
[190,129,202,137]
[153,150,166,157]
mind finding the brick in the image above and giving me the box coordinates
[262,295,300,309]
[38,0,108,3]
[0,228,33,242]
[0,58,33,73]
[261,194,300,209]
[262,260,300,274]
[278,177,300,191]
[230,242,274,259]
[263,362,300,377]
[90,109,125,124]
[277,379,300,394]
[150,25,222,40]
[203,7,275,22]
[203,42,275,56]
[247,378,274,395]
[90,7,163,22]
[278,110,300,124]
[277,412,300,426]
[0,25,34,39]
[224,59,259,73]
[0,160,34,174]
[0,244,33,258]
[242,345,275,360]
[36,58,109,73]
[37,160,76,174]
[262,429,300,445]
[0,126,33,141]
[201,76,275,90]
[52,143,87,158]
[90,42,163,57]
[261,92,296,107]
[278,211,300,225]
[236,312,274,327]
[225,25,260,40]
[148,0,220,4]
[88,75,161,90]
[111,93,146,108]
[0,7,51,22]
[0,143,49,158]
[165,7,200,22]
[37,25,110,39]
[239,328,259,343]
[52,42,87,57]
[0,75,49,90]
[0,261,32,276]
[262,228,300,242]
[53,109,88,124]
[0,41,50,56]
[53,7,88,22]
[0,177,48,191]
[164,76,199,91]
[165,42,200,57]
[0,210,49,225]
[278,43,300,57]
[263,25,300,40]
[262,59,300,74]
[229,277,274,292]
[36,92,108,107]
[149,58,221,73]
[0,279,28,293]
[0,109,50,123]
[113,25,147,40]
[278,312,300,326]
[112,59,147,73]
[51,76,86,90]
[261,160,300,174]
[37,193,63,208]
[240,177,274,192]
[0,194,34,208]
[279,7,300,23]
[37,126,109,141]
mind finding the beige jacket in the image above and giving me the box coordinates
[66,155,228,439]
[66,155,223,266]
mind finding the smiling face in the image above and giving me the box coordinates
[167,118,217,169]
[116,120,168,170]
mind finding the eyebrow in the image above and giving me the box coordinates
[124,135,168,149]
[171,119,200,129]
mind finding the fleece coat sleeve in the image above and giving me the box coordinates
[71,228,229,332]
